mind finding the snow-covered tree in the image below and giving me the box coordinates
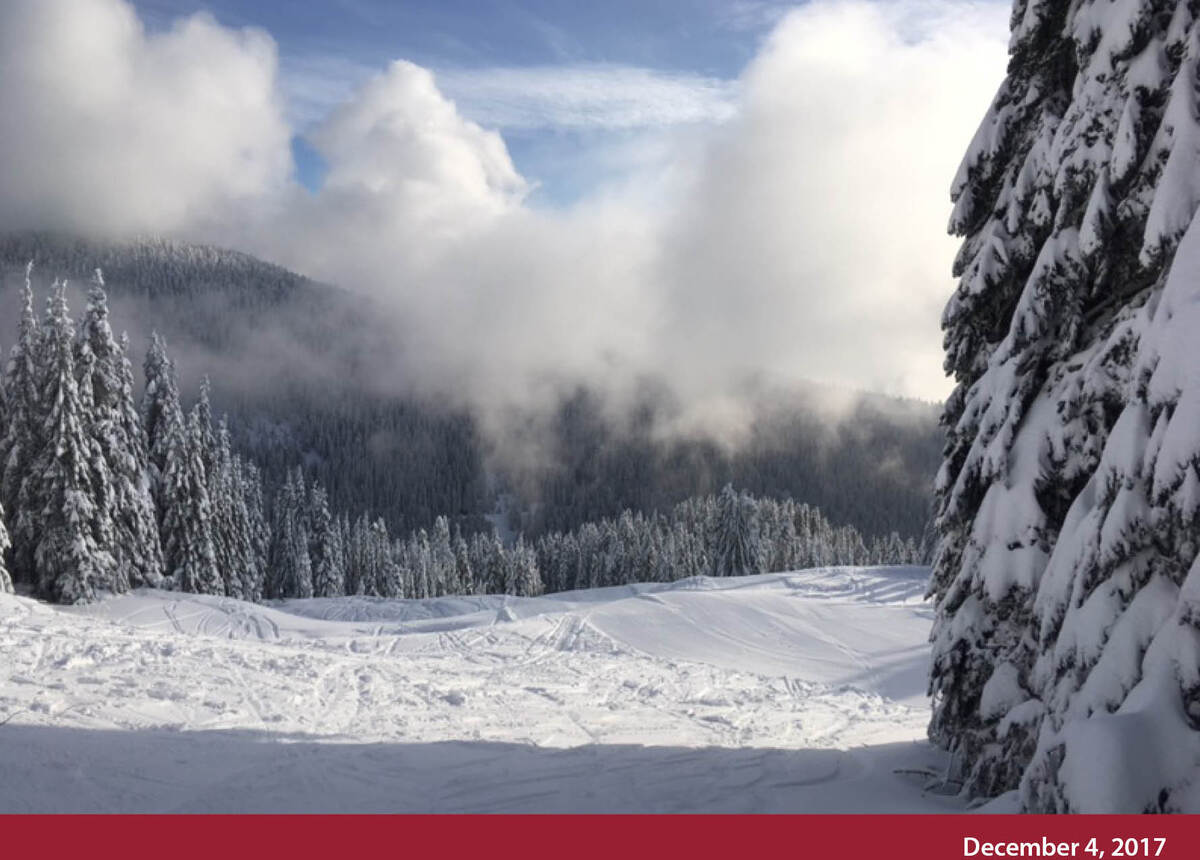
[711,484,760,578]
[267,467,313,599]
[28,283,114,603]
[308,483,345,598]
[431,515,456,596]
[371,518,400,597]
[141,331,181,503]
[453,529,473,595]
[0,502,11,594]
[79,275,163,589]
[930,0,1200,809]
[241,460,269,598]
[161,405,221,595]
[508,536,543,597]
[208,420,260,599]
[1,264,42,582]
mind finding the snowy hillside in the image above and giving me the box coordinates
[0,566,962,813]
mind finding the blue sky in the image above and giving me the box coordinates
[133,0,791,202]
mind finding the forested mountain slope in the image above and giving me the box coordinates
[930,0,1200,812]
[0,231,939,542]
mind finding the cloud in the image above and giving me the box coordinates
[0,0,293,236]
[246,59,658,428]
[434,65,739,131]
[254,60,528,283]
[650,0,1010,410]
[280,53,375,131]
[0,0,1010,442]
[281,57,738,140]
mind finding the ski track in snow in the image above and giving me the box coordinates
[0,566,963,812]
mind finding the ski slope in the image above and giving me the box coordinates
[0,566,964,812]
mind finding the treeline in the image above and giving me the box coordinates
[512,388,941,543]
[2,233,941,547]
[0,269,926,605]
[0,231,493,537]
[0,267,274,602]
[271,482,928,602]
[534,484,928,594]
[266,469,542,600]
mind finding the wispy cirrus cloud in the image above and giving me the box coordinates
[434,65,739,131]
[282,55,739,133]
[281,53,375,130]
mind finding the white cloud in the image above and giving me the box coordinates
[255,60,528,283]
[435,65,739,131]
[0,0,1010,436]
[280,58,739,137]
[246,60,657,425]
[0,0,292,236]
[650,0,1010,406]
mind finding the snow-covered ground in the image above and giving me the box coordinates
[0,566,964,812]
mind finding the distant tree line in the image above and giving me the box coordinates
[507,387,941,543]
[1,233,940,548]
[0,267,926,604]
[534,484,928,594]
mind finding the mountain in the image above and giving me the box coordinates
[0,231,940,543]
[0,231,492,535]
[930,0,1200,811]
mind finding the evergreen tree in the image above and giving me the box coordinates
[241,460,270,597]
[1,264,42,582]
[208,420,258,599]
[431,515,456,596]
[161,405,221,595]
[79,275,163,589]
[371,518,399,597]
[710,485,760,578]
[267,467,313,599]
[930,0,1200,807]
[453,530,473,595]
[233,457,266,601]
[509,536,543,597]
[141,331,181,504]
[0,502,11,594]
[28,283,114,603]
[194,377,217,479]
[308,483,345,598]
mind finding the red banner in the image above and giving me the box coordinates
[6,814,1200,860]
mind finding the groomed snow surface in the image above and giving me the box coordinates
[0,566,965,813]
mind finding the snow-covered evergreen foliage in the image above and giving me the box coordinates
[79,274,163,589]
[265,468,311,599]
[160,405,221,595]
[1,264,42,582]
[932,0,1200,811]
[28,282,115,603]
[711,484,762,578]
[209,419,261,600]
[141,331,181,504]
[0,269,926,611]
[532,488,923,595]
[0,502,11,594]
[308,483,345,598]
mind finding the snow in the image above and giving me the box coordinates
[1058,673,1200,814]
[0,566,965,813]
[980,662,1026,722]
